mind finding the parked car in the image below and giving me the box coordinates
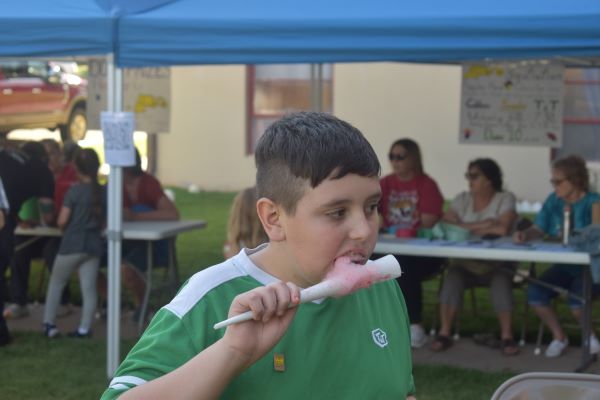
[0,60,87,141]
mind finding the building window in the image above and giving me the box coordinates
[246,64,333,154]
[557,68,600,161]
[557,68,600,190]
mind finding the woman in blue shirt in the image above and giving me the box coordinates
[514,155,600,358]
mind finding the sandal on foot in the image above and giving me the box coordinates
[500,338,520,356]
[430,335,453,352]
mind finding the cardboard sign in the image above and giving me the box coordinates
[88,59,171,133]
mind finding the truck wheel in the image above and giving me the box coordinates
[60,107,87,142]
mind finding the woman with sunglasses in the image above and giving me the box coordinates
[430,158,519,355]
[379,138,444,348]
[514,155,600,358]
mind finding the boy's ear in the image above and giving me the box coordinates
[256,197,285,242]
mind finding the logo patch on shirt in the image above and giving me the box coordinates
[273,353,285,372]
[372,328,388,348]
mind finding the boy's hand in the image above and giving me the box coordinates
[222,281,301,369]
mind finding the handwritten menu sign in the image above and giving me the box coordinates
[459,62,564,147]
[101,112,136,166]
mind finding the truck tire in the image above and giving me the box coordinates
[59,106,87,142]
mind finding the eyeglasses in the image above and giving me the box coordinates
[464,172,481,181]
[388,153,408,161]
[550,178,566,186]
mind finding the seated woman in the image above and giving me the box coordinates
[121,150,179,317]
[379,138,444,348]
[430,158,519,355]
[514,155,600,358]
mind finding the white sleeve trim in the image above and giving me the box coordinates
[108,383,129,390]
[164,246,277,318]
[164,259,246,318]
[109,375,147,388]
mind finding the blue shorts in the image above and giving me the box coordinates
[122,239,169,273]
[527,264,600,309]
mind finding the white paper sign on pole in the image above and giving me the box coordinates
[101,112,136,166]
[459,61,564,147]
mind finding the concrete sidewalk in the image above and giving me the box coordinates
[7,303,600,374]
[412,335,600,374]
[5,302,140,340]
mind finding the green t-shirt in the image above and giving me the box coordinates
[102,247,415,399]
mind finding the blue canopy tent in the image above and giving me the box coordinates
[3,0,600,65]
[0,1,112,58]
[118,0,600,67]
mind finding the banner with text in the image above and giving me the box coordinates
[459,62,564,147]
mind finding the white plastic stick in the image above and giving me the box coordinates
[213,254,400,330]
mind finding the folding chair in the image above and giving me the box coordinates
[491,371,600,400]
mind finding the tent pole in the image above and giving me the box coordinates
[106,54,124,378]
[310,64,323,112]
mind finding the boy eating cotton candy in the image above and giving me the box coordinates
[102,112,416,400]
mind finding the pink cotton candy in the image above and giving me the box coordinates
[214,254,402,329]
[299,254,401,303]
[326,255,399,296]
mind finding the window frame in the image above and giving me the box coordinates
[245,64,333,155]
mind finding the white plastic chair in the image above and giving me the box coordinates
[491,372,600,400]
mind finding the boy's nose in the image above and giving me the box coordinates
[349,212,372,240]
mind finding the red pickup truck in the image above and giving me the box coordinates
[0,61,87,141]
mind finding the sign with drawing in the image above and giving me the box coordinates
[459,62,564,147]
[87,59,170,133]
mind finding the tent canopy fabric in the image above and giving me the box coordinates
[118,0,600,67]
[0,0,113,58]
[1,0,600,67]
[0,0,174,60]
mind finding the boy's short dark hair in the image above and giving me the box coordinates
[255,112,380,214]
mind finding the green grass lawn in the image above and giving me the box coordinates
[0,188,586,399]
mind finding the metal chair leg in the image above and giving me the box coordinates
[429,265,447,337]
[138,242,153,335]
[34,261,48,304]
[534,321,544,356]
[519,296,529,347]
[518,262,535,347]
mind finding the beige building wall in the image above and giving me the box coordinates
[157,65,255,191]
[157,63,553,202]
